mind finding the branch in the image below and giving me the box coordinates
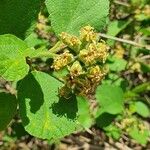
[99,33,150,50]
[113,0,130,7]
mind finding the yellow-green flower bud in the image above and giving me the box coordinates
[69,61,84,78]
[88,65,105,83]
[96,42,109,63]
[80,25,98,43]
[60,32,81,52]
[79,49,97,66]
[79,42,109,66]
[52,50,74,70]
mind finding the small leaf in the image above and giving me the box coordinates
[107,20,131,37]
[0,0,41,39]
[77,96,93,128]
[107,20,131,46]
[17,71,80,140]
[0,34,29,81]
[46,0,109,35]
[108,57,127,72]
[129,127,149,145]
[96,84,124,116]
[104,124,121,140]
[131,82,150,93]
[135,101,150,118]
[0,92,17,131]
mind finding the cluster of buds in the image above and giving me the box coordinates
[120,118,136,130]
[87,65,107,83]
[120,115,147,134]
[51,50,74,70]
[135,5,150,20]
[114,44,125,59]
[79,42,109,66]
[51,26,109,96]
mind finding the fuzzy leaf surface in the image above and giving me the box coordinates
[96,84,124,116]
[0,0,41,39]
[0,34,29,81]
[18,71,80,140]
[46,0,109,35]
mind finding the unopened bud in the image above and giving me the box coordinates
[80,25,98,43]
[60,32,81,52]
[79,49,96,66]
[97,42,109,63]
[88,65,105,83]
[52,50,74,70]
[69,61,84,77]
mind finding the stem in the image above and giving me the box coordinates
[99,33,150,50]
[31,51,57,58]
[113,0,130,7]
[49,41,66,53]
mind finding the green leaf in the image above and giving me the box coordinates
[108,57,127,72]
[107,20,132,46]
[104,124,121,140]
[96,113,116,128]
[0,0,41,39]
[52,67,69,80]
[131,82,150,93]
[46,0,109,35]
[96,84,124,116]
[77,96,93,128]
[135,101,150,118]
[0,34,29,81]
[0,93,17,131]
[140,62,150,73]
[25,33,48,48]
[129,127,149,145]
[17,71,80,140]
[107,20,131,37]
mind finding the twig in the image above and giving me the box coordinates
[140,55,150,60]
[114,0,130,7]
[99,33,150,50]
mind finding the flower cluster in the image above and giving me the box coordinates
[120,117,147,134]
[51,26,109,96]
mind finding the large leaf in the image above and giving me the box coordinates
[46,0,109,35]
[77,96,93,128]
[0,93,17,131]
[0,34,29,81]
[17,71,80,140]
[96,84,124,116]
[0,0,41,39]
